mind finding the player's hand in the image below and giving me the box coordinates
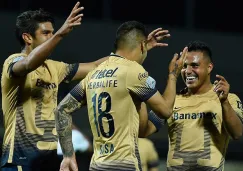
[60,155,78,171]
[56,2,84,37]
[146,28,170,51]
[213,75,230,102]
[168,47,188,78]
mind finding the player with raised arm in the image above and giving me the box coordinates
[55,21,187,171]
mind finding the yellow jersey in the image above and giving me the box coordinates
[166,88,243,171]
[1,53,78,166]
[77,55,157,171]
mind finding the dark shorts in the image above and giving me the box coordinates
[1,162,59,171]
[1,164,30,171]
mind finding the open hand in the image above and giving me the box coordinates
[169,47,188,78]
[146,28,170,51]
[56,2,84,37]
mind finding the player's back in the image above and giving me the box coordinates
[84,55,143,171]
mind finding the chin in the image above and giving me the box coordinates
[186,84,197,89]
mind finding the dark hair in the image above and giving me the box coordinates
[15,9,54,49]
[187,40,213,62]
[114,21,148,51]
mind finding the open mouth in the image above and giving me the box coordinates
[186,76,198,83]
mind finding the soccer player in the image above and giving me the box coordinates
[138,138,159,171]
[55,21,188,171]
[142,41,243,171]
[1,2,106,171]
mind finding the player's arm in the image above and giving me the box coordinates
[139,103,165,137]
[146,47,188,119]
[146,139,160,171]
[11,2,83,77]
[54,80,87,170]
[214,75,243,140]
[71,56,109,81]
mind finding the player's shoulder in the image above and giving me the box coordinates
[4,53,26,66]
[45,59,63,65]
[228,92,241,100]
[127,59,144,69]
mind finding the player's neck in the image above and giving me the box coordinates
[188,80,213,95]
[115,50,141,64]
[21,46,33,55]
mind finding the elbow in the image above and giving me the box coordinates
[231,132,243,140]
[161,108,172,120]
[138,134,146,138]
[24,59,35,73]
[231,128,243,140]
[232,135,241,141]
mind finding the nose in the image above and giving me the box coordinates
[185,65,193,74]
[48,33,53,39]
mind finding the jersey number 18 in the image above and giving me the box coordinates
[92,92,115,138]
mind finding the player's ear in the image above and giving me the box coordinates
[22,33,33,46]
[140,40,146,54]
[208,62,213,74]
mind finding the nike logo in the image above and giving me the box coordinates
[174,107,181,110]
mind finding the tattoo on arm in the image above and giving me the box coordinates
[169,63,178,77]
[55,94,81,157]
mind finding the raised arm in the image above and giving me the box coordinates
[214,75,243,140]
[12,2,84,77]
[146,47,188,119]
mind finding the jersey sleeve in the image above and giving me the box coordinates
[3,55,25,79]
[146,139,159,169]
[69,76,87,106]
[228,93,243,123]
[51,60,79,84]
[126,64,157,102]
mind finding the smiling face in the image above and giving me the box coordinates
[181,51,213,93]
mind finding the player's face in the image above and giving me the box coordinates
[181,51,211,91]
[32,22,54,49]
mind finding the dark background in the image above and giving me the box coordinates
[0,0,243,161]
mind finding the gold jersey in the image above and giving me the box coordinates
[1,53,78,166]
[77,55,157,171]
[166,88,243,171]
[138,138,159,171]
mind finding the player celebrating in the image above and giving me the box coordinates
[1,2,106,171]
[55,21,187,171]
[142,41,243,171]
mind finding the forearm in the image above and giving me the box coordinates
[94,56,109,66]
[54,93,82,157]
[55,110,74,157]
[26,33,63,71]
[222,100,243,140]
[162,74,177,112]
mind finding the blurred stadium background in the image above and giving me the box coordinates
[0,0,243,170]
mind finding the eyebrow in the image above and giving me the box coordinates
[184,62,199,65]
[42,29,54,33]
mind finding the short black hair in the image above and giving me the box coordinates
[114,21,148,51]
[187,40,213,62]
[15,9,54,49]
